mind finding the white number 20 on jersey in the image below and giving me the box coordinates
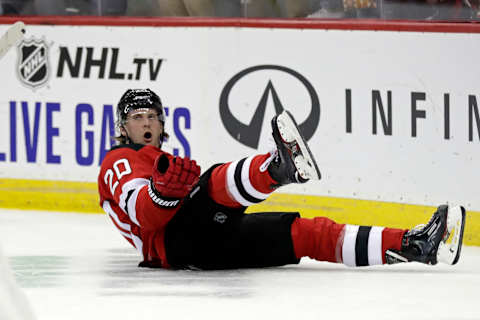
[104,158,132,195]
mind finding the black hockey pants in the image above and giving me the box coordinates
[164,165,300,270]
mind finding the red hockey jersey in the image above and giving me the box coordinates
[98,144,180,268]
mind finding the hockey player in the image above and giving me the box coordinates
[98,88,466,270]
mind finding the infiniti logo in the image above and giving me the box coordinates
[219,65,320,149]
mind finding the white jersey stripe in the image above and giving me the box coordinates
[368,226,385,265]
[118,178,149,226]
[119,178,149,214]
[342,225,360,267]
[102,200,132,240]
[132,234,143,254]
[241,156,271,200]
[226,160,253,207]
[118,229,133,240]
[126,185,144,226]
[103,200,131,233]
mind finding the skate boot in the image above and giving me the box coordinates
[386,205,466,265]
[268,110,321,186]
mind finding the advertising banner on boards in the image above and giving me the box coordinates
[0,24,479,211]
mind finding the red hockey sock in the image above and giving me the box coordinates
[208,153,277,208]
[381,228,405,263]
[291,217,407,266]
[291,217,345,263]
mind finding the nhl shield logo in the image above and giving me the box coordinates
[17,37,50,89]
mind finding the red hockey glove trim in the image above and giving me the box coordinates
[149,154,201,207]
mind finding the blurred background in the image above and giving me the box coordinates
[0,0,478,21]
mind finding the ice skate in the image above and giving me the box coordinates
[268,110,321,185]
[386,205,466,265]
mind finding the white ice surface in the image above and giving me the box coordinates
[0,209,479,320]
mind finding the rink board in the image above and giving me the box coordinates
[0,18,479,245]
[0,178,479,246]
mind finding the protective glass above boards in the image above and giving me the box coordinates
[0,0,478,22]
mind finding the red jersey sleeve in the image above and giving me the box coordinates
[98,144,180,233]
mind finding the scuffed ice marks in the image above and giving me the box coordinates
[8,247,255,299]
[9,256,71,288]
[100,248,254,298]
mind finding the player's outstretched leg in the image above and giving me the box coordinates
[207,110,321,208]
[385,205,466,265]
[268,109,321,186]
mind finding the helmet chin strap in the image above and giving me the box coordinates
[158,122,168,149]
[125,133,133,145]
[121,126,132,145]
[159,131,166,149]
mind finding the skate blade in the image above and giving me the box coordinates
[277,110,321,180]
[437,205,466,265]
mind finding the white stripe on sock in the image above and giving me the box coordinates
[368,226,385,265]
[226,160,252,206]
[242,155,271,200]
[342,225,359,267]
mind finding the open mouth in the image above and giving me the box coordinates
[144,132,152,140]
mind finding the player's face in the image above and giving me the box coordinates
[121,108,164,148]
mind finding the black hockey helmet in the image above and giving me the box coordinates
[117,88,165,126]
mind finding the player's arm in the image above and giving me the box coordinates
[128,153,200,230]
[99,148,200,230]
[99,148,162,230]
